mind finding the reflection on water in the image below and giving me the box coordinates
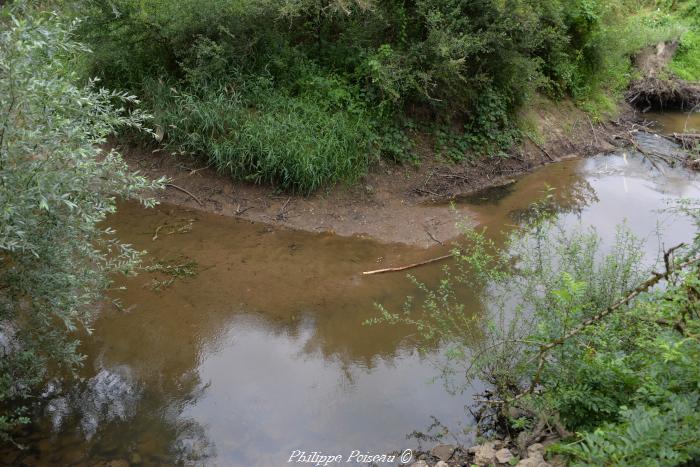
[2,151,700,466]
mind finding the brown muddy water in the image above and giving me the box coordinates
[3,146,700,466]
[644,110,700,134]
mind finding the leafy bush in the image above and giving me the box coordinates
[370,195,700,465]
[67,0,651,188]
[0,4,162,440]
[567,4,685,117]
[68,0,695,189]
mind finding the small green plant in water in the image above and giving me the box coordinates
[145,258,199,291]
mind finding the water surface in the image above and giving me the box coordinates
[3,149,699,466]
[644,110,700,134]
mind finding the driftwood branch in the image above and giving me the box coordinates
[166,183,203,206]
[624,135,663,172]
[363,253,453,275]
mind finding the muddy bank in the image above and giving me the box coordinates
[121,101,623,246]
[120,37,694,248]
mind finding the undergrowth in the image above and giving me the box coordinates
[67,0,697,191]
[671,30,700,82]
[670,2,700,82]
[370,195,700,466]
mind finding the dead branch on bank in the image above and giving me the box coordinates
[525,135,555,161]
[165,183,203,206]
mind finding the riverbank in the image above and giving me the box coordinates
[121,35,700,247]
[122,98,631,247]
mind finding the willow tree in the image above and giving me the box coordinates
[0,5,163,439]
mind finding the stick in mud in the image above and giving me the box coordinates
[525,135,555,162]
[166,183,203,206]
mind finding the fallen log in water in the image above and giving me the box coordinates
[673,133,700,140]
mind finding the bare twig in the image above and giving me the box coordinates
[235,203,253,215]
[424,228,444,246]
[438,172,470,181]
[152,224,164,241]
[415,187,442,197]
[684,103,700,133]
[276,197,291,221]
[363,253,454,275]
[188,164,211,175]
[526,135,555,162]
[586,114,599,146]
[166,183,203,206]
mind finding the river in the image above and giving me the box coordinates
[2,113,700,466]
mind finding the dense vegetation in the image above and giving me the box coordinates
[372,197,700,465]
[0,5,162,441]
[69,0,694,192]
[1,0,699,459]
[670,3,700,81]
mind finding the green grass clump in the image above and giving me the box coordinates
[150,78,373,194]
[671,30,700,81]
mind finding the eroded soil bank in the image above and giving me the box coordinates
[627,40,700,112]
[123,36,700,247]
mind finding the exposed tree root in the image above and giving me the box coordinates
[627,77,700,112]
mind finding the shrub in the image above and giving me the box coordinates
[370,195,700,465]
[0,3,163,440]
[70,0,695,189]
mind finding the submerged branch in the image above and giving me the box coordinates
[363,253,454,275]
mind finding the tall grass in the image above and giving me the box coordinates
[72,0,697,190]
[147,78,374,194]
